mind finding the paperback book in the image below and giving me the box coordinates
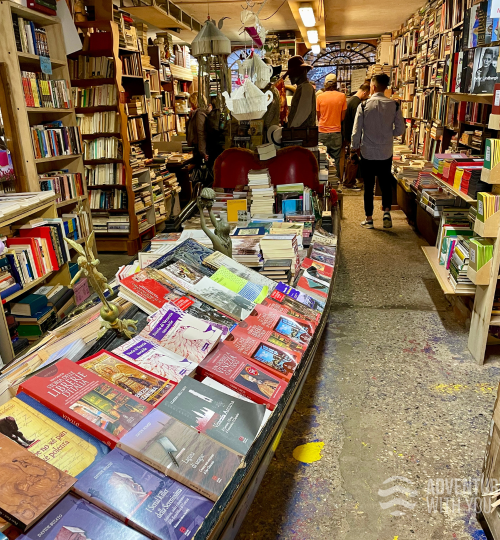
[74,448,213,540]
[5,393,109,478]
[309,249,336,266]
[18,358,153,448]
[138,304,222,363]
[118,409,242,501]
[17,494,148,540]
[112,336,197,382]
[77,350,175,406]
[159,261,204,292]
[0,433,75,531]
[149,239,215,277]
[295,270,330,301]
[269,289,322,324]
[198,345,287,410]
[301,257,333,281]
[209,266,268,303]
[157,377,265,456]
[275,282,326,313]
[260,296,318,329]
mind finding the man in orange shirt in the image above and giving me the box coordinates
[316,73,347,178]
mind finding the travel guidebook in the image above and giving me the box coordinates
[118,409,242,501]
[74,448,213,540]
[112,336,197,382]
[17,494,148,540]
[198,344,287,410]
[0,394,109,477]
[0,433,75,531]
[18,358,153,448]
[157,377,265,456]
[77,350,175,406]
[139,304,222,363]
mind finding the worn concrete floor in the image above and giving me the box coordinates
[236,195,500,540]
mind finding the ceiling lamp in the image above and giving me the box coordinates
[298,4,316,27]
[311,44,321,54]
[191,18,231,56]
[307,29,319,44]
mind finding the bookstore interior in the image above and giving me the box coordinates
[6,0,500,537]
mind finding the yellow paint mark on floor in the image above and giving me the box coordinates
[476,383,495,394]
[292,441,324,463]
[433,384,467,394]
[393,536,399,540]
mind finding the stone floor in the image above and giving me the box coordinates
[235,195,500,540]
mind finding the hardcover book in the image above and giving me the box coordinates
[268,289,322,324]
[138,305,222,363]
[0,433,75,531]
[74,448,213,540]
[112,336,197,383]
[117,409,242,501]
[17,494,148,540]
[77,351,175,407]
[198,345,287,410]
[275,282,325,313]
[157,377,265,456]
[225,327,301,382]
[18,358,153,448]
[0,394,109,477]
[189,276,256,321]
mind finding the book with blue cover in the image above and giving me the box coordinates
[231,227,267,236]
[149,239,215,277]
[18,494,148,540]
[74,448,213,540]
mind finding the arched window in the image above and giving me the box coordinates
[305,42,376,94]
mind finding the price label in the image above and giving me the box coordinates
[478,200,484,216]
[40,56,52,75]
[495,89,500,107]
[470,248,476,264]
[486,147,491,162]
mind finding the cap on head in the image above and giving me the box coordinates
[325,73,337,85]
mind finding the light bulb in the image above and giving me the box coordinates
[307,29,319,45]
[299,5,316,27]
[311,44,321,54]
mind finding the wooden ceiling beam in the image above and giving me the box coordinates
[287,0,326,49]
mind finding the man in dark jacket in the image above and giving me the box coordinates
[285,56,316,128]
[187,93,208,166]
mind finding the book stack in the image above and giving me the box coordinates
[269,222,304,249]
[260,259,293,283]
[448,237,475,294]
[232,237,264,268]
[276,183,305,215]
[257,143,277,160]
[127,117,146,142]
[260,234,300,274]
[130,145,146,171]
[287,212,314,247]
[248,169,274,215]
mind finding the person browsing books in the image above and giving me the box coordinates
[316,73,347,179]
[351,74,405,229]
[342,82,371,189]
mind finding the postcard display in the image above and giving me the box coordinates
[0,204,339,539]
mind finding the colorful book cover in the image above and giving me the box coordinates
[112,336,197,383]
[0,433,75,531]
[74,449,213,540]
[198,344,287,410]
[209,266,268,304]
[309,249,336,266]
[225,326,301,382]
[189,276,256,321]
[184,299,238,332]
[77,351,175,407]
[0,395,108,478]
[157,377,265,456]
[149,239,215,277]
[301,257,334,280]
[139,305,222,363]
[117,409,241,502]
[259,297,318,329]
[18,494,148,540]
[231,227,266,236]
[295,272,329,300]
[268,290,322,324]
[18,358,153,448]
[275,282,325,313]
[242,303,315,344]
[159,261,204,292]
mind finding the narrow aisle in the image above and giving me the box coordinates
[236,196,500,540]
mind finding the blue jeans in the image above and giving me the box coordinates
[319,132,342,177]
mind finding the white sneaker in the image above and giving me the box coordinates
[361,219,374,229]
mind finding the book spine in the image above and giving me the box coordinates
[0,506,26,531]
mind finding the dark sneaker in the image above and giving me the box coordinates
[383,212,392,228]
[361,219,374,229]
[344,185,361,191]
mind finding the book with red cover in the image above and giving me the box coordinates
[18,358,153,448]
[120,267,193,313]
[225,326,301,382]
[27,0,56,15]
[296,272,329,301]
[198,344,287,410]
[243,302,315,343]
[259,297,318,330]
[269,288,322,324]
[19,226,60,270]
[6,237,44,277]
[76,350,176,407]
[301,257,333,281]
[232,321,307,356]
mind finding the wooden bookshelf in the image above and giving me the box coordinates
[0,0,95,250]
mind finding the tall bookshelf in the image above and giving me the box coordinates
[0,1,94,245]
[71,20,156,254]
[390,0,500,364]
